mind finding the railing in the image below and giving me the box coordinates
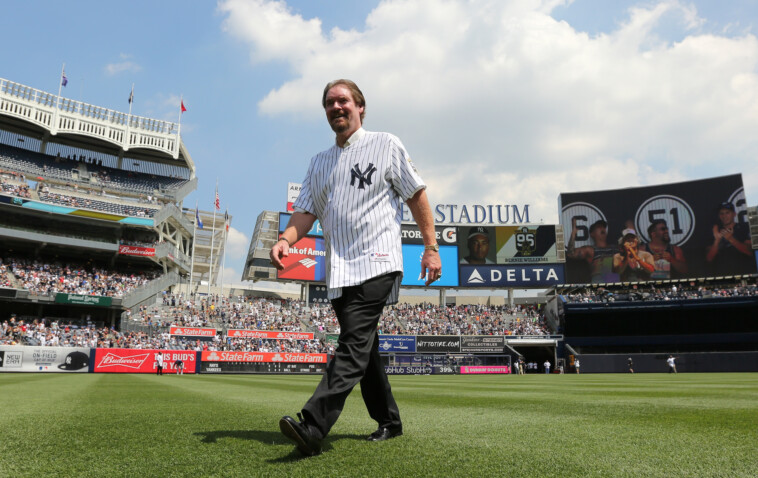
[155,242,191,272]
[152,203,194,233]
[0,78,181,159]
[122,271,180,309]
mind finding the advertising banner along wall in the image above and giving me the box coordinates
[169,326,217,338]
[201,351,327,363]
[378,335,417,353]
[559,174,756,283]
[93,349,196,374]
[0,346,91,372]
[226,329,314,340]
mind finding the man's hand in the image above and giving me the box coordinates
[420,250,442,286]
[270,239,290,270]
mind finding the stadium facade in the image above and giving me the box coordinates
[0,77,207,324]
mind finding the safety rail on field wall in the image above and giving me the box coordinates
[0,78,181,159]
[121,271,180,310]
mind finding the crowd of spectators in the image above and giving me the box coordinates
[128,293,552,337]
[564,281,758,304]
[0,259,14,288]
[0,178,32,199]
[381,302,550,336]
[37,190,159,217]
[4,256,159,297]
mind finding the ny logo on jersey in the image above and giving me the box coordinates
[350,163,377,189]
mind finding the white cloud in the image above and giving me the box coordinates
[104,53,142,76]
[220,0,758,217]
[225,226,250,260]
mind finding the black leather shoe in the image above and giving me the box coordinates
[367,426,403,441]
[279,413,322,456]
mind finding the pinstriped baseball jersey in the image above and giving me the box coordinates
[293,128,426,303]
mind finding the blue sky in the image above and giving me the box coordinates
[2,0,758,284]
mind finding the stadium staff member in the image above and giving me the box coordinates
[270,79,441,457]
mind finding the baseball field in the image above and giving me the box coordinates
[1,373,755,477]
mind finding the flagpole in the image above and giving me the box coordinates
[208,179,218,296]
[128,83,134,117]
[189,200,197,299]
[220,209,228,295]
[54,63,65,135]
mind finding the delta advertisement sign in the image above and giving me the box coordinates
[93,349,197,374]
[201,351,327,363]
[458,264,565,287]
[226,329,314,340]
[118,245,156,257]
[169,326,217,338]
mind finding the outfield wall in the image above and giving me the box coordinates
[576,352,758,373]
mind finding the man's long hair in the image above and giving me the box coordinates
[322,79,366,121]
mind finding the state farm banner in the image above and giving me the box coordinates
[460,365,511,374]
[201,350,327,363]
[118,245,156,257]
[169,326,217,338]
[0,346,91,373]
[226,329,314,340]
[93,349,197,374]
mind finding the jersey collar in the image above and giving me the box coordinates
[341,127,366,148]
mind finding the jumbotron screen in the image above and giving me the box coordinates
[559,174,755,284]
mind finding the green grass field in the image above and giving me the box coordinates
[1,373,756,477]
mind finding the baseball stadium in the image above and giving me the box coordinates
[1,77,756,477]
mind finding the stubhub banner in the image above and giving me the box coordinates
[401,245,459,287]
[459,264,564,287]
[378,335,416,353]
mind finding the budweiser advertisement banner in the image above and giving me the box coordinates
[118,245,156,257]
[0,346,91,372]
[226,329,314,340]
[201,350,327,363]
[93,349,197,374]
[169,326,217,338]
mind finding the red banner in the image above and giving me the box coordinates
[170,326,217,337]
[118,245,156,257]
[93,349,196,374]
[201,351,326,363]
[226,329,314,340]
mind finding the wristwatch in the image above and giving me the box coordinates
[425,243,440,252]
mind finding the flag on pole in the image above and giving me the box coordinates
[214,191,220,210]
[224,210,229,231]
[128,86,134,104]
[181,100,187,113]
[195,208,203,229]
[61,70,68,87]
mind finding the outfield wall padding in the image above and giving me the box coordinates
[576,352,758,373]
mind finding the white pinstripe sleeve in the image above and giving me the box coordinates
[292,159,316,215]
[388,135,426,200]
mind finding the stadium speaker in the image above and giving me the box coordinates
[747,206,758,249]
[555,224,566,262]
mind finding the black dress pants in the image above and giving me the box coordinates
[302,272,402,439]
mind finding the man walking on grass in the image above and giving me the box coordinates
[270,79,441,456]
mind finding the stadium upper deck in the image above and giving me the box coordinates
[0,77,199,323]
